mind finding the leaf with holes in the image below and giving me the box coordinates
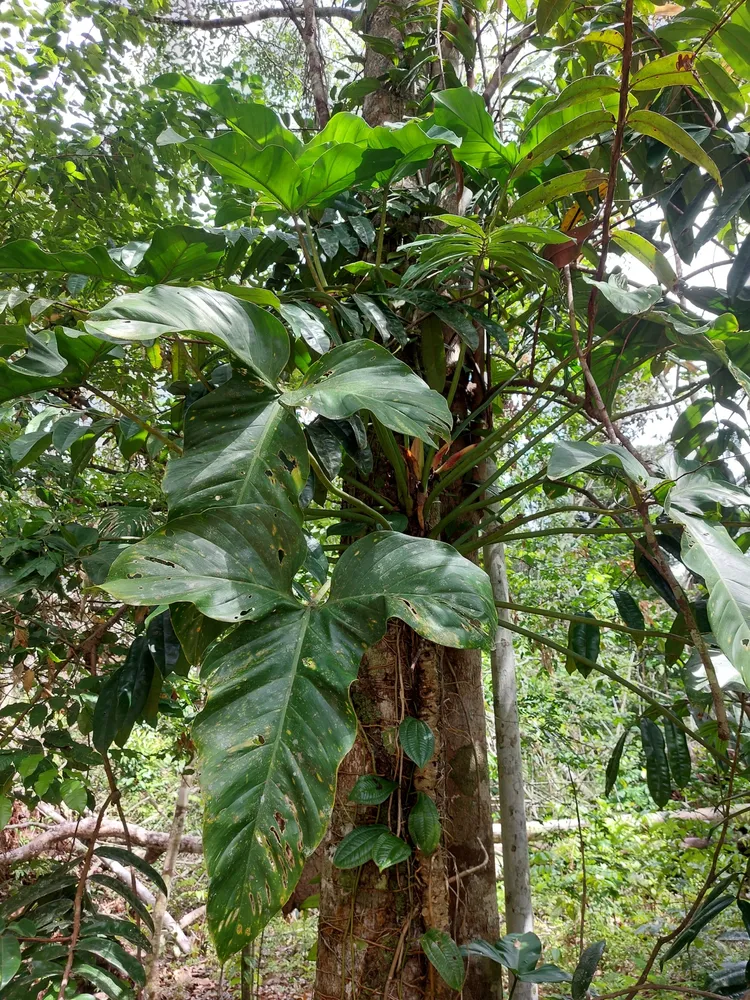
[281,340,452,447]
[421,929,465,990]
[86,285,289,386]
[399,718,435,768]
[104,505,304,623]
[163,379,308,522]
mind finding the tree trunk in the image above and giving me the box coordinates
[314,626,501,1000]
[484,539,535,1000]
[362,1,407,124]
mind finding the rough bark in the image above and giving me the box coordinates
[362,1,406,124]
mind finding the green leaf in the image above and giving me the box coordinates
[630,53,699,92]
[522,77,619,136]
[628,110,722,187]
[279,303,331,354]
[10,428,53,471]
[548,440,651,485]
[660,894,733,965]
[432,88,515,171]
[728,234,750,303]
[76,936,145,986]
[0,935,20,990]
[583,274,662,315]
[295,144,400,209]
[6,329,66,378]
[89,874,155,932]
[611,590,645,638]
[83,915,152,954]
[639,717,671,807]
[0,330,111,406]
[137,225,227,283]
[0,239,141,285]
[662,717,691,788]
[513,111,616,177]
[104,505,304,623]
[566,614,600,678]
[69,959,133,1000]
[87,286,289,386]
[92,637,155,751]
[0,797,11,831]
[605,730,630,796]
[670,512,750,686]
[163,379,308,522]
[372,832,412,871]
[421,929,465,990]
[330,532,496,648]
[536,0,573,35]
[187,134,302,212]
[146,610,182,676]
[697,56,745,116]
[195,605,382,959]
[353,294,407,346]
[521,964,572,984]
[60,778,87,813]
[508,169,608,220]
[399,718,435,768]
[348,775,399,805]
[281,340,453,447]
[572,940,605,1000]
[408,792,441,854]
[94,846,168,896]
[665,612,687,667]
[333,825,390,869]
[610,230,677,289]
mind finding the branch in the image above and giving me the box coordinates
[116,1,358,29]
[1,817,203,865]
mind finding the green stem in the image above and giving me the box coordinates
[309,454,393,530]
[293,216,325,293]
[81,382,182,455]
[373,418,411,514]
[445,342,466,411]
[303,209,328,289]
[494,600,691,644]
[375,188,389,268]
[342,474,397,511]
[460,524,643,552]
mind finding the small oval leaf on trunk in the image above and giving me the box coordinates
[421,928,466,990]
[639,717,672,807]
[572,939,605,999]
[399,718,435,768]
[662,717,691,788]
[333,825,390,869]
[348,775,399,805]
[408,792,441,854]
[372,832,412,871]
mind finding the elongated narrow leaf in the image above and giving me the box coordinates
[399,718,435,768]
[87,285,289,385]
[610,230,677,289]
[163,379,308,521]
[662,717,691,788]
[660,894,733,965]
[628,110,722,186]
[194,605,383,958]
[572,940,606,1000]
[104,505,305,623]
[640,718,671,807]
[421,929,465,990]
[605,729,630,796]
[566,614,600,678]
[612,590,645,640]
[0,936,20,990]
[630,53,698,92]
[671,511,750,684]
[514,111,616,176]
[92,637,155,752]
[281,340,452,447]
[523,77,619,135]
[94,846,168,896]
[76,936,146,986]
[89,875,155,931]
[0,239,141,285]
[508,170,608,220]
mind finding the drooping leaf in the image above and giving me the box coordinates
[566,614,600,677]
[571,940,606,1000]
[408,792,441,854]
[583,274,662,315]
[611,590,645,639]
[662,717,691,788]
[639,717,672,807]
[281,340,453,447]
[0,935,20,990]
[163,379,308,521]
[628,110,722,186]
[536,0,573,35]
[399,718,435,768]
[88,873,155,931]
[104,505,304,623]
[514,111,616,176]
[92,637,155,751]
[145,610,182,676]
[349,775,399,805]
[279,303,331,354]
[671,511,750,685]
[87,285,289,386]
[136,225,227,283]
[630,52,698,92]
[94,846,168,896]
[6,329,66,378]
[660,893,734,965]
[76,936,146,986]
[0,239,142,285]
[548,441,651,485]
[432,88,515,172]
[605,729,630,796]
[421,929,466,990]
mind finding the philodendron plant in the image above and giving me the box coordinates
[92,284,496,958]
